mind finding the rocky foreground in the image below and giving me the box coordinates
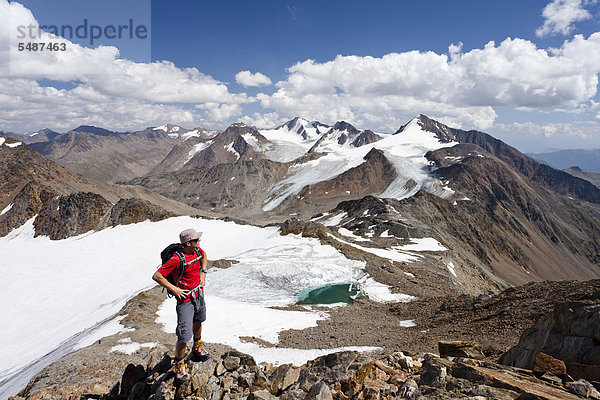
[11,280,600,400]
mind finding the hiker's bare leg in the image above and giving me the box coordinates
[175,342,186,359]
[193,323,202,340]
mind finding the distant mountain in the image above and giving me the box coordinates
[71,125,119,136]
[130,114,600,292]
[0,134,197,239]
[0,128,61,144]
[528,148,600,172]
[31,128,182,182]
[564,166,600,189]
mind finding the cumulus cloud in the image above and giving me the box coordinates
[258,34,600,131]
[495,121,593,139]
[536,0,596,38]
[235,70,272,87]
[240,112,287,129]
[0,78,199,132]
[0,0,248,132]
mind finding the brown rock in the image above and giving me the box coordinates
[533,352,567,376]
[438,340,485,360]
[270,364,301,394]
[306,381,333,400]
[458,362,582,400]
[249,389,275,400]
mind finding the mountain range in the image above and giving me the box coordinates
[2,114,599,293]
[529,148,600,172]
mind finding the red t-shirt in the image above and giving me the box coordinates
[158,248,206,303]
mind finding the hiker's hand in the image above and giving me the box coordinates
[200,273,206,287]
[173,287,189,300]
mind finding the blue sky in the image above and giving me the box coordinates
[2,0,600,152]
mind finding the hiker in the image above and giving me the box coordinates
[152,228,208,381]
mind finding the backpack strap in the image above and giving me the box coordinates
[173,251,186,289]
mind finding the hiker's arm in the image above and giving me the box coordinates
[152,270,189,300]
[200,252,207,287]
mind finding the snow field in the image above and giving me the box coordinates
[0,215,404,394]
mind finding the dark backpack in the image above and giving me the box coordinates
[160,243,203,297]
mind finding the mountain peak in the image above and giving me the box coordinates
[396,115,456,143]
[71,125,116,137]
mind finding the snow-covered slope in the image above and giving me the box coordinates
[259,117,330,162]
[153,124,218,140]
[1,214,429,397]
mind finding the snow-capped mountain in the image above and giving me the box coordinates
[308,121,381,153]
[152,124,218,140]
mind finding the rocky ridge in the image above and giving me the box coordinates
[12,280,600,400]
[0,135,198,239]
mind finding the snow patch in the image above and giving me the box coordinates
[447,262,457,277]
[322,212,347,226]
[395,238,447,252]
[184,140,213,165]
[380,230,393,238]
[337,228,370,242]
[224,142,240,161]
[5,141,22,148]
[110,340,156,355]
[326,233,420,263]
[1,204,13,215]
[399,319,416,327]
[359,277,416,302]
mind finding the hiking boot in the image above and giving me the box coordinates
[175,358,188,381]
[190,339,210,362]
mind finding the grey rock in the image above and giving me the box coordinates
[399,378,418,399]
[467,385,513,399]
[249,389,276,400]
[239,372,256,388]
[305,381,332,400]
[568,379,596,397]
[224,356,242,371]
[280,388,307,400]
[501,302,600,381]
[419,359,447,387]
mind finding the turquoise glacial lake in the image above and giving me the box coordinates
[296,283,360,305]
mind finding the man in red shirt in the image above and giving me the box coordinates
[152,228,208,381]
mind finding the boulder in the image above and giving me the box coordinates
[533,352,567,377]
[120,364,147,397]
[306,381,333,400]
[270,364,301,394]
[438,340,485,360]
[567,379,600,398]
[501,301,600,382]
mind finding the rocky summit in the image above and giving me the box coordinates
[11,280,600,400]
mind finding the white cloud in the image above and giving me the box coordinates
[0,0,248,132]
[0,78,198,132]
[235,70,272,87]
[240,112,287,129]
[494,121,594,139]
[258,34,600,131]
[196,103,243,122]
[536,0,597,38]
